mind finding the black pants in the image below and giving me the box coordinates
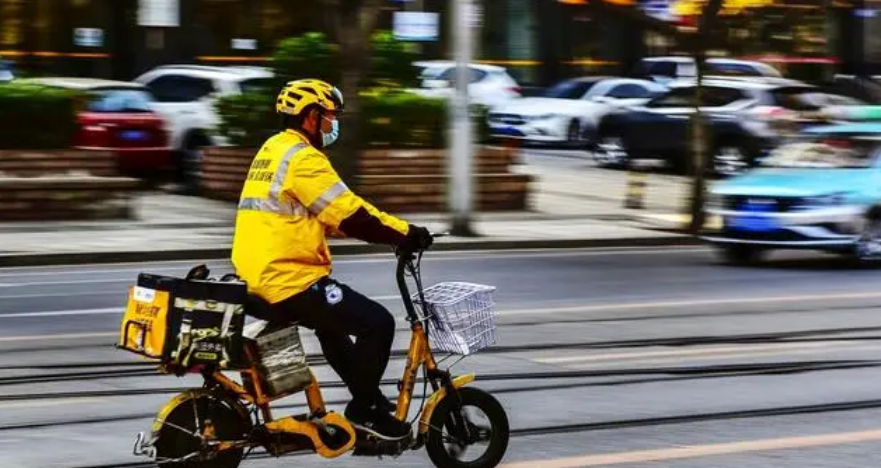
[259,278,396,410]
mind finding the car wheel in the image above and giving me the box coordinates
[595,134,628,168]
[713,144,750,177]
[854,214,881,264]
[717,245,765,266]
[179,133,209,195]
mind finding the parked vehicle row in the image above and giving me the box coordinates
[3,65,273,188]
[487,77,666,147]
[483,58,871,177]
[593,77,866,175]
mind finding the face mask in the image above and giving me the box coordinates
[321,116,339,147]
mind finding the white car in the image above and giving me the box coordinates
[486,77,666,147]
[0,54,13,83]
[641,57,783,86]
[134,65,274,189]
[411,61,521,108]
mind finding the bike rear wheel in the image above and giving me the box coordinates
[154,391,251,468]
[425,387,509,468]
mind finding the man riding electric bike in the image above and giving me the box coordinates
[231,79,433,441]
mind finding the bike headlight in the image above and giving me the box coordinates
[794,192,849,210]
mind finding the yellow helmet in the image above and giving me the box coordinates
[276,79,344,117]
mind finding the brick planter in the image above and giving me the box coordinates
[0,176,138,221]
[199,146,531,212]
[0,149,117,177]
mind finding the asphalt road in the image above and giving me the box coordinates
[3,246,881,468]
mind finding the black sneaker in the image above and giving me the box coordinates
[375,392,397,413]
[345,402,411,440]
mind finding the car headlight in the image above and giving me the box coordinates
[793,192,849,210]
[530,114,558,121]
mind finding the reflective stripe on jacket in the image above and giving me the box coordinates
[231,130,410,304]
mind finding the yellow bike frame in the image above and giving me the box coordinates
[153,249,475,458]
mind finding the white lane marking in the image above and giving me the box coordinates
[6,290,881,319]
[500,429,881,468]
[0,247,708,277]
[0,278,132,287]
[0,295,401,318]
[0,308,120,318]
[497,290,881,317]
[0,291,122,299]
[567,344,881,369]
[0,332,118,342]
[535,341,852,364]
[0,398,104,410]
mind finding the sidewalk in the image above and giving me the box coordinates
[0,158,708,266]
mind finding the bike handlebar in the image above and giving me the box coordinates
[395,231,447,323]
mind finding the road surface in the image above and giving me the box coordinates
[2,246,881,468]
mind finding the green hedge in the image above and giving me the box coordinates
[214,91,277,148]
[0,83,83,149]
[216,88,490,149]
[271,32,338,86]
[368,31,420,88]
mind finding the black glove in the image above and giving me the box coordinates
[400,225,433,252]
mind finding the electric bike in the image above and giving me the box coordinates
[131,239,510,468]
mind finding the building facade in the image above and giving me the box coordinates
[0,0,865,85]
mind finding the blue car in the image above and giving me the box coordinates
[703,122,881,264]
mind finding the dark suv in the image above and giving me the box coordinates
[592,78,860,176]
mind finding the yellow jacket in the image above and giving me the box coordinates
[231,130,410,304]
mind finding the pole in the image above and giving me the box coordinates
[450,0,476,236]
[687,0,723,236]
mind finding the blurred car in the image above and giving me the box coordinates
[593,78,852,175]
[486,77,666,147]
[639,57,783,85]
[134,65,274,187]
[703,123,881,264]
[411,61,521,108]
[0,54,13,83]
[22,77,171,177]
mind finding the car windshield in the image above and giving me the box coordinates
[760,140,880,169]
[239,77,274,94]
[86,88,154,113]
[544,80,598,99]
[706,62,781,77]
[647,87,692,107]
[772,88,865,110]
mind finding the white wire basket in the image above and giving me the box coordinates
[412,282,498,356]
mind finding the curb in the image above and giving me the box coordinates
[0,235,701,268]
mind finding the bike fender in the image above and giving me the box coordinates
[417,374,476,434]
[152,390,205,434]
[151,389,249,435]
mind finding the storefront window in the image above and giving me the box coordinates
[34,0,61,52]
[196,0,259,55]
[260,0,324,50]
[0,0,25,49]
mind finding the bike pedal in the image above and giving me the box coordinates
[352,436,410,457]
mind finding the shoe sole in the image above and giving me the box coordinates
[349,422,412,441]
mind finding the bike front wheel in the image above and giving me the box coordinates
[425,387,509,468]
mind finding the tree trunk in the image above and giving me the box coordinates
[320,0,383,186]
[688,0,724,236]
[334,57,366,186]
